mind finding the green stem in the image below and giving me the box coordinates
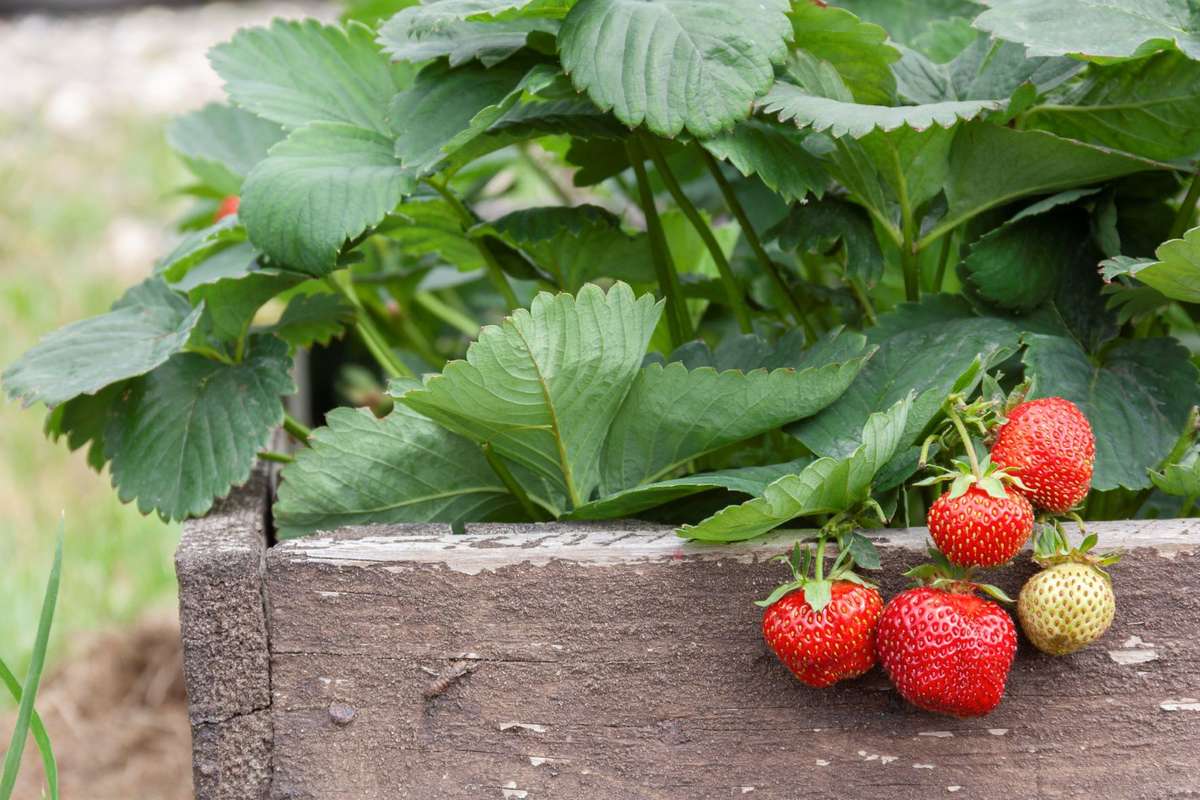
[257,450,295,464]
[426,178,522,310]
[932,229,955,294]
[187,344,235,365]
[326,274,414,379]
[848,277,878,326]
[945,402,982,479]
[888,147,920,302]
[1169,168,1200,241]
[414,292,481,338]
[483,443,549,521]
[283,412,311,444]
[626,138,693,347]
[814,534,827,582]
[700,148,813,338]
[1180,495,1197,517]
[517,143,572,205]
[642,135,752,333]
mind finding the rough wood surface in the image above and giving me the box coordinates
[176,466,273,800]
[261,520,1200,800]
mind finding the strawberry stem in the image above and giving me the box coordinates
[944,401,983,480]
[814,534,827,583]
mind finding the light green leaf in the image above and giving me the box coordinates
[680,398,912,542]
[832,0,981,46]
[167,103,285,194]
[973,0,1200,61]
[1150,446,1200,498]
[792,295,1021,458]
[1100,225,1200,304]
[240,122,416,274]
[1024,51,1200,162]
[2,279,203,408]
[105,335,295,520]
[566,458,811,520]
[400,283,662,511]
[210,19,408,135]
[265,293,356,348]
[763,78,1000,138]
[1023,333,1200,491]
[378,1,559,66]
[169,242,263,293]
[469,204,655,290]
[273,404,519,538]
[700,119,828,205]
[600,335,872,494]
[156,217,245,284]
[558,0,791,137]
[379,197,485,270]
[787,2,899,105]
[938,124,1168,242]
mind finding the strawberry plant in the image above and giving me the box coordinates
[4,0,1200,542]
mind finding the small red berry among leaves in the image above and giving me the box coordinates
[762,580,883,688]
[991,397,1095,513]
[876,585,1017,718]
[214,194,240,222]
[928,484,1033,567]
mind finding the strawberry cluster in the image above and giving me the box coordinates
[761,395,1118,719]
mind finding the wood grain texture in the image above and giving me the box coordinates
[176,465,273,800]
[264,521,1200,800]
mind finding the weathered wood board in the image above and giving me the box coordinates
[180,477,1200,800]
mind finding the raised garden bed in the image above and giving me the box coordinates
[177,466,1200,800]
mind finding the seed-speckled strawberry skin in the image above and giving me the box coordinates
[927,485,1034,567]
[1018,562,1115,655]
[762,581,884,688]
[876,587,1017,718]
[991,397,1095,513]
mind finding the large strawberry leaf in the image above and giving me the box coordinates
[679,397,912,542]
[105,335,295,521]
[468,204,655,290]
[378,1,560,67]
[700,119,828,205]
[1023,51,1200,162]
[167,103,285,194]
[1100,226,1200,304]
[240,123,416,274]
[2,279,203,408]
[786,3,900,105]
[973,0,1200,61]
[558,0,791,137]
[1022,333,1200,491]
[273,404,520,538]
[400,283,662,511]
[210,19,409,135]
[831,0,981,46]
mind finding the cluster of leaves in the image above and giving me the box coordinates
[5,0,1200,536]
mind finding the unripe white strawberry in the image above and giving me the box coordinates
[1017,561,1115,656]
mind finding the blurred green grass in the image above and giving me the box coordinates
[0,110,190,694]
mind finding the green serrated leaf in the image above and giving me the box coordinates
[105,335,295,520]
[2,279,203,408]
[44,382,125,472]
[1100,226,1200,304]
[772,197,884,286]
[156,217,245,284]
[378,0,560,67]
[700,119,828,205]
[189,271,303,343]
[974,0,1200,62]
[1023,333,1200,491]
[787,3,900,105]
[401,283,662,511]
[558,0,791,137]
[273,404,521,538]
[832,0,981,46]
[847,531,881,570]
[167,103,286,194]
[240,122,417,274]
[265,293,356,348]
[210,19,409,135]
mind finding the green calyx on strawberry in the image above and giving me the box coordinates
[876,548,1018,718]
[1018,522,1121,656]
[917,398,1034,568]
[758,529,885,688]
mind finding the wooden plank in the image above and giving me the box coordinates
[176,464,273,800]
[264,521,1200,799]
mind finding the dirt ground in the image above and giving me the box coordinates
[1,615,193,800]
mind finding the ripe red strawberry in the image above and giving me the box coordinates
[876,585,1017,718]
[927,484,1034,567]
[762,580,884,688]
[991,397,1095,513]
[214,194,240,222]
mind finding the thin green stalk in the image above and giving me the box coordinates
[326,274,413,379]
[1180,495,1197,517]
[396,311,445,369]
[932,229,955,294]
[626,138,693,347]
[426,178,521,310]
[1169,168,1200,240]
[414,292,480,338]
[848,277,878,326]
[0,659,57,800]
[517,144,572,205]
[1,524,61,800]
[945,402,982,479]
[700,148,813,338]
[642,135,753,333]
[283,412,311,444]
[257,450,296,464]
[814,534,827,582]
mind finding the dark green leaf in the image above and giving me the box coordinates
[700,119,828,205]
[266,293,356,348]
[772,197,884,286]
[847,531,881,569]
[189,271,303,342]
[787,2,899,105]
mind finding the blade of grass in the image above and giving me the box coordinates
[0,521,62,800]
[0,659,57,800]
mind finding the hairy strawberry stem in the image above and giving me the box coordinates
[944,401,983,479]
